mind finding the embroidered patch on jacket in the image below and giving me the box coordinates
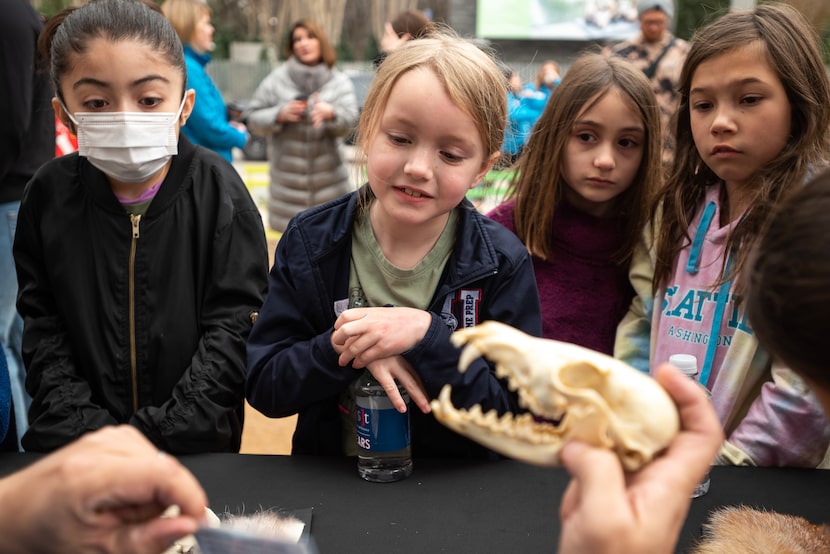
[440,289,482,330]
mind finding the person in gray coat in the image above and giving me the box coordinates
[246,19,359,233]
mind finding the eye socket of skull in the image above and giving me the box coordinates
[557,362,605,389]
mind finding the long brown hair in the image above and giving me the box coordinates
[652,3,830,292]
[507,52,662,264]
[283,19,337,68]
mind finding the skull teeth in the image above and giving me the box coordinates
[456,344,481,372]
[437,321,681,470]
[432,385,565,443]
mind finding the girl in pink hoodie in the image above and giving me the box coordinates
[616,3,830,468]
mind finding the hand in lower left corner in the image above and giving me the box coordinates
[557,363,723,554]
[0,425,208,554]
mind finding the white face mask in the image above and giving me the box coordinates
[62,96,187,183]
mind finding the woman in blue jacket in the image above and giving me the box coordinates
[502,66,539,164]
[163,0,247,163]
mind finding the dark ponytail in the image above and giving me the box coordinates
[39,0,185,101]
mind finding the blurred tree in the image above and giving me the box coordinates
[341,1,373,60]
[675,0,730,41]
[50,1,805,63]
[785,0,830,61]
[208,0,446,61]
[675,0,830,60]
[32,0,84,17]
[370,0,418,44]
[785,0,830,33]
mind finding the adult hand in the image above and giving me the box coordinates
[332,307,431,369]
[380,22,410,53]
[277,99,308,123]
[309,95,334,127]
[558,363,723,554]
[364,355,431,414]
[0,425,208,554]
[229,120,247,133]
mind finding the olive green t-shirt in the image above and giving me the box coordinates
[122,199,152,217]
[339,207,459,454]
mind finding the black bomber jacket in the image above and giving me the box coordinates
[14,136,269,453]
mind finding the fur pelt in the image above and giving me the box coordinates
[164,507,305,554]
[691,506,830,554]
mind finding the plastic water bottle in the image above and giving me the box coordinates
[669,354,711,498]
[355,371,413,482]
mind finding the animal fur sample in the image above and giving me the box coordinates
[691,506,830,554]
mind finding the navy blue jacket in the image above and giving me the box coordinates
[247,189,542,457]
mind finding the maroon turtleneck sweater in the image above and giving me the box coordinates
[487,199,634,355]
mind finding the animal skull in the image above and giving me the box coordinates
[430,321,679,471]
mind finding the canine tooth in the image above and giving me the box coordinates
[449,332,469,348]
[437,384,452,404]
[457,345,481,372]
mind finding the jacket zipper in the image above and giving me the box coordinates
[129,213,141,413]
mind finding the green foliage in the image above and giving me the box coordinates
[336,39,355,62]
[365,34,381,64]
[211,24,234,59]
[675,0,730,42]
[675,0,830,63]
[36,0,76,18]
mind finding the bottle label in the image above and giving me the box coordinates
[356,395,410,453]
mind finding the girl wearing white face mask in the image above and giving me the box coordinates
[13,0,269,454]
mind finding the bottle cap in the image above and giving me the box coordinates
[669,354,698,376]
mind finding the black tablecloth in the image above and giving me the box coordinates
[1,453,828,553]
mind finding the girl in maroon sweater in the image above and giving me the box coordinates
[488,53,662,354]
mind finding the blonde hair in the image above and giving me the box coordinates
[161,0,209,46]
[508,53,662,264]
[355,30,506,179]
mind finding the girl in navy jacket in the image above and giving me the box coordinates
[247,32,542,458]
